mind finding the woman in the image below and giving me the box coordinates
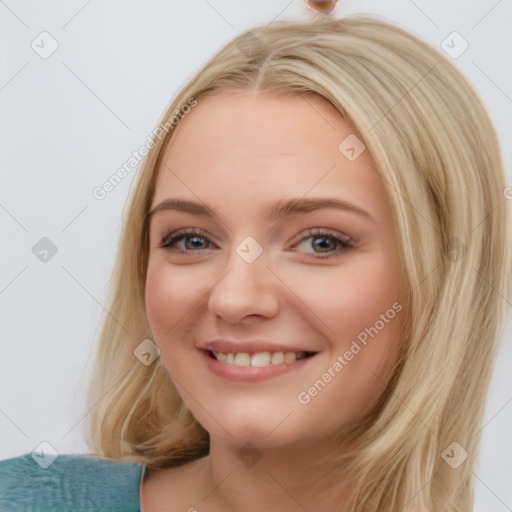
[1,8,510,512]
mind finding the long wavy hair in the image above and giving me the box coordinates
[85,13,512,512]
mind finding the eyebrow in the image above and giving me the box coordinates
[147,197,376,223]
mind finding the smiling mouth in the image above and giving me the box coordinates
[206,350,317,368]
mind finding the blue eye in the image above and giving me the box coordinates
[293,228,353,259]
[159,227,353,259]
[160,228,214,252]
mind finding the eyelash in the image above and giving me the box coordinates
[159,227,354,259]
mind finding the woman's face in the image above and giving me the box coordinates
[145,91,404,449]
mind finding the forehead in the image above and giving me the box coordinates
[151,91,387,219]
[164,91,348,164]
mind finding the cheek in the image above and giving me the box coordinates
[291,260,402,433]
[285,252,402,399]
[145,261,189,337]
[145,259,218,366]
[278,252,400,340]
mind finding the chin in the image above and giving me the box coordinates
[197,410,296,448]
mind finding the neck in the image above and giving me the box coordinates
[196,434,351,511]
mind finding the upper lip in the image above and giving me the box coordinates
[201,339,319,354]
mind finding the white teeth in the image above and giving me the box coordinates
[211,350,309,367]
[271,352,284,364]
[215,352,227,363]
[284,352,296,364]
[250,352,271,367]
[234,353,251,367]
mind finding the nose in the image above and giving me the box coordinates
[206,242,280,324]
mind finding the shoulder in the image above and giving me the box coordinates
[141,456,208,509]
[0,452,144,511]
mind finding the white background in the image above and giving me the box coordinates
[0,1,511,510]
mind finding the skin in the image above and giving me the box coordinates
[141,91,404,511]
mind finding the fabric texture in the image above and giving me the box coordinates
[0,452,144,511]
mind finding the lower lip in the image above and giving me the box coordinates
[200,350,317,382]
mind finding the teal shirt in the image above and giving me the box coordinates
[0,452,145,511]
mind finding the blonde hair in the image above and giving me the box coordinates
[85,13,512,512]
